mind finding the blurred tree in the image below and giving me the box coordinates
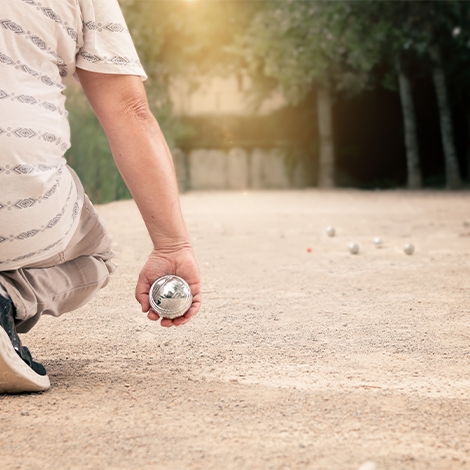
[228,0,470,189]
[321,2,424,189]
[344,1,469,189]
[396,58,422,188]
[419,2,468,189]
[394,0,466,189]
[119,0,253,146]
[446,22,470,182]
[118,0,469,190]
[230,1,381,188]
[120,0,252,88]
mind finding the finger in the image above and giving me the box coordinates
[185,302,200,319]
[136,281,151,312]
[138,294,150,313]
[147,310,160,321]
[169,301,200,326]
[171,316,188,327]
[160,318,174,328]
[179,317,192,326]
[171,307,197,326]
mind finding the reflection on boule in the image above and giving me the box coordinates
[149,275,193,319]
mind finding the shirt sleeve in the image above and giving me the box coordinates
[76,0,147,79]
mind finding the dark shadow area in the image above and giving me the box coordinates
[335,88,406,188]
[336,79,469,189]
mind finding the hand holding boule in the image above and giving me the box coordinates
[135,248,201,327]
[149,275,193,319]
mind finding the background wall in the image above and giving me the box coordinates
[173,147,315,191]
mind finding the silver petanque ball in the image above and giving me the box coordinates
[325,226,336,237]
[373,237,384,248]
[403,243,414,255]
[149,275,193,319]
[348,242,359,255]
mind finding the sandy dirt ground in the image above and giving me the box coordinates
[1,189,469,470]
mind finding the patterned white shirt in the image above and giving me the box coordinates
[0,0,146,270]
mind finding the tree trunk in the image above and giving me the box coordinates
[429,45,462,190]
[396,59,422,189]
[467,96,470,184]
[467,110,470,184]
[317,83,335,188]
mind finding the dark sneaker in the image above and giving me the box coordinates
[0,295,50,393]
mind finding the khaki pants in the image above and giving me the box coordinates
[0,194,115,333]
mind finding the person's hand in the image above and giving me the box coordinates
[135,247,201,327]
[76,72,201,326]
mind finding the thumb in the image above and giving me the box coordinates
[136,277,151,313]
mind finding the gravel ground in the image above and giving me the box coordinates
[1,189,469,470]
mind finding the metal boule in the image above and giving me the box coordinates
[348,242,359,255]
[373,237,384,248]
[149,275,192,319]
[403,243,414,255]
[325,226,336,237]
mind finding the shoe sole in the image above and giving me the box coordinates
[0,328,50,393]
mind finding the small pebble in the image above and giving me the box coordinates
[404,243,414,255]
[348,242,359,255]
[325,226,335,237]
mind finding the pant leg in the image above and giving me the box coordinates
[0,194,116,333]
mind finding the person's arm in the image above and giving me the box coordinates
[75,68,201,327]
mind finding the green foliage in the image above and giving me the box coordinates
[230,1,384,106]
[120,0,251,82]
[65,83,131,204]
[65,81,188,203]
[340,1,470,87]
[229,1,470,101]
[65,1,201,204]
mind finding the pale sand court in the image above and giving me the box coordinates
[1,190,469,469]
